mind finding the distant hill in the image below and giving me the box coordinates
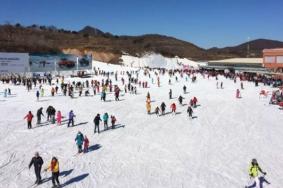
[78,26,105,37]
[1,24,283,63]
[208,39,283,58]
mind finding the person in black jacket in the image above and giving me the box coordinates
[161,102,166,115]
[36,107,44,124]
[94,114,102,134]
[46,106,56,123]
[29,152,44,185]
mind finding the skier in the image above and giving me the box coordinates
[36,107,44,124]
[103,112,109,130]
[241,82,244,90]
[146,101,151,114]
[29,152,44,185]
[75,131,84,153]
[220,82,223,89]
[187,106,193,118]
[169,89,172,99]
[46,106,56,123]
[245,159,269,188]
[24,111,34,129]
[67,110,75,127]
[170,103,177,114]
[56,111,62,126]
[36,90,40,101]
[111,115,117,129]
[160,102,166,115]
[84,136,89,153]
[178,95,184,105]
[192,97,198,108]
[155,106,160,116]
[236,89,241,98]
[94,114,102,134]
[44,157,60,188]
[183,85,187,94]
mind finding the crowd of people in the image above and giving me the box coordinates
[2,66,281,187]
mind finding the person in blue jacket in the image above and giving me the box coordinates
[103,112,109,130]
[75,131,84,153]
[67,110,75,127]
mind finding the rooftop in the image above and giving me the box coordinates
[208,58,262,64]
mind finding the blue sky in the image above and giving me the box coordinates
[0,0,282,49]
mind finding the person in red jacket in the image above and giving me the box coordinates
[24,111,34,129]
[170,103,177,115]
[83,136,89,153]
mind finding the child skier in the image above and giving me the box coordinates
[56,111,62,126]
[111,115,117,129]
[84,136,89,153]
[155,106,160,116]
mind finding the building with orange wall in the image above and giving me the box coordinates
[263,48,283,73]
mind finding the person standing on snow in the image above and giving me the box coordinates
[67,110,75,127]
[56,111,62,126]
[161,102,166,115]
[245,159,270,188]
[24,111,34,129]
[29,152,44,185]
[170,103,177,115]
[103,112,109,130]
[169,89,172,99]
[83,136,89,153]
[94,114,102,134]
[187,106,193,118]
[155,106,160,116]
[183,85,187,94]
[36,107,44,124]
[75,131,84,153]
[178,95,185,105]
[36,90,40,101]
[110,115,117,129]
[44,157,60,188]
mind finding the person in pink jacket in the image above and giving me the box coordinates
[56,111,62,126]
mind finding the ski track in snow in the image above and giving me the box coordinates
[0,62,283,188]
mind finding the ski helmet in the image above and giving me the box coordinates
[252,159,257,164]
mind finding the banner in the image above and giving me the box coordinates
[0,52,29,73]
[30,54,92,72]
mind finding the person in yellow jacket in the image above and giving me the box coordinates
[44,157,60,188]
[245,159,270,188]
[146,101,151,114]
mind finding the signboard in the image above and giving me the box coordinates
[30,54,92,72]
[0,52,29,73]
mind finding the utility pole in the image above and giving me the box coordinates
[247,37,250,58]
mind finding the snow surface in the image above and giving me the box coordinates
[0,61,283,188]
[121,53,199,69]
